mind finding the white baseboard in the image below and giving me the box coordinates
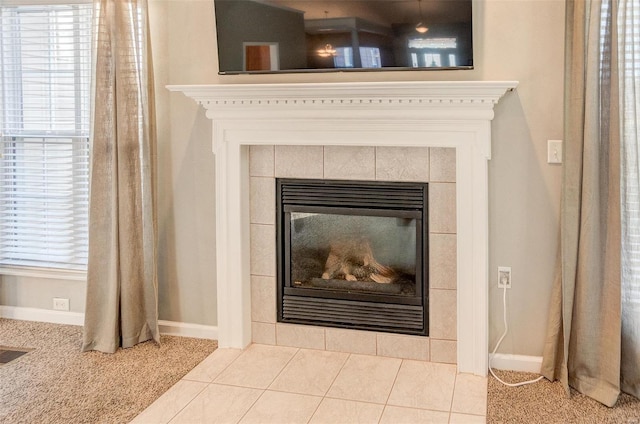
[489,353,543,373]
[0,306,218,340]
[0,305,84,326]
[158,320,218,340]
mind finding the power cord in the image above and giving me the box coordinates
[489,285,544,387]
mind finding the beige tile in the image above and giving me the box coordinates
[429,183,456,234]
[275,145,324,178]
[130,380,207,424]
[276,323,325,349]
[252,322,276,345]
[269,349,349,396]
[310,398,384,424]
[250,224,276,277]
[250,145,274,177]
[214,344,297,389]
[182,348,243,383]
[251,275,276,323]
[449,413,486,424]
[239,390,322,424]
[388,360,457,411]
[430,147,456,182]
[379,406,450,424]
[451,373,487,416]
[429,289,457,340]
[429,233,457,290]
[169,384,263,424]
[326,354,401,404]
[430,339,457,364]
[377,333,429,361]
[250,177,275,225]
[325,328,376,355]
[376,147,430,182]
[324,146,375,180]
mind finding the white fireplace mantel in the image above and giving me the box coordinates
[168,81,518,376]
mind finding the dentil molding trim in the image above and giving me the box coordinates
[168,81,517,119]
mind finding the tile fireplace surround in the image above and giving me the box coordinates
[169,81,518,376]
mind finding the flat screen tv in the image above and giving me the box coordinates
[214,0,473,74]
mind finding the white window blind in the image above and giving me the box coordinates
[0,3,91,270]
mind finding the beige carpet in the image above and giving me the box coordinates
[4,318,639,424]
[0,318,217,424]
[488,370,640,423]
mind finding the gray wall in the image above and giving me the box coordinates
[215,0,307,72]
[0,0,564,359]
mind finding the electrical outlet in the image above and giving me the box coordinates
[53,298,70,311]
[498,266,512,289]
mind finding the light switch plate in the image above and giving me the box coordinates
[547,140,563,164]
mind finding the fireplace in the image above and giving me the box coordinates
[168,81,518,375]
[277,178,428,335]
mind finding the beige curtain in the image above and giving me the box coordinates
[542,0,640,407]
[82,0,159,353]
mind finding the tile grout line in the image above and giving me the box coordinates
[165,347,246,422]
[236,346,300,424]
[235,388,267,423]
[427,147,431,183]
[448,370,459,424]
[323,351,351,396]
[271,145,276,178]
[165,380,209,424]
[182,348,244,384]
[373,356,406,424]
[374,146,378,181]
[265,346,300,391]
[382,358,404,409]
[306,350,353,422]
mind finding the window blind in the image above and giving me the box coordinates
[0,3,91,270]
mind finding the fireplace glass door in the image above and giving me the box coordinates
[277,178,428,335]
[289,211,420,300]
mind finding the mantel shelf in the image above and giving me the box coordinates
[168,81,518,118]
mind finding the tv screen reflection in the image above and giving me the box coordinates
[214,0,473,74]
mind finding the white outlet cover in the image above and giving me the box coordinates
[497,266,512,288]
[53,297,70,311]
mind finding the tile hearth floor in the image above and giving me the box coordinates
[132,344,487,424]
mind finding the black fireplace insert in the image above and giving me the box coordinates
[276,178,428,335]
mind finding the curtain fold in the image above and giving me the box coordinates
[542,0,640,407]
[82,0,159,353]
[540,0,622,407]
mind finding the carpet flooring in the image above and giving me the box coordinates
[0,318,217,424]
[2,318,639,423]
[488,370,640,423]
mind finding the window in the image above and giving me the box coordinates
[408,37,458,68]
[359,47,381,68]
[334,47,354,68]
[0,3,91,270]
[618,0,640,305]
[423,53,442,67]
[334,47,381,68]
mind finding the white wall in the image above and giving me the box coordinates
[1,0,565,358]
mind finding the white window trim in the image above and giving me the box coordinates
[2,0,91,6]
[0,266,86,281]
